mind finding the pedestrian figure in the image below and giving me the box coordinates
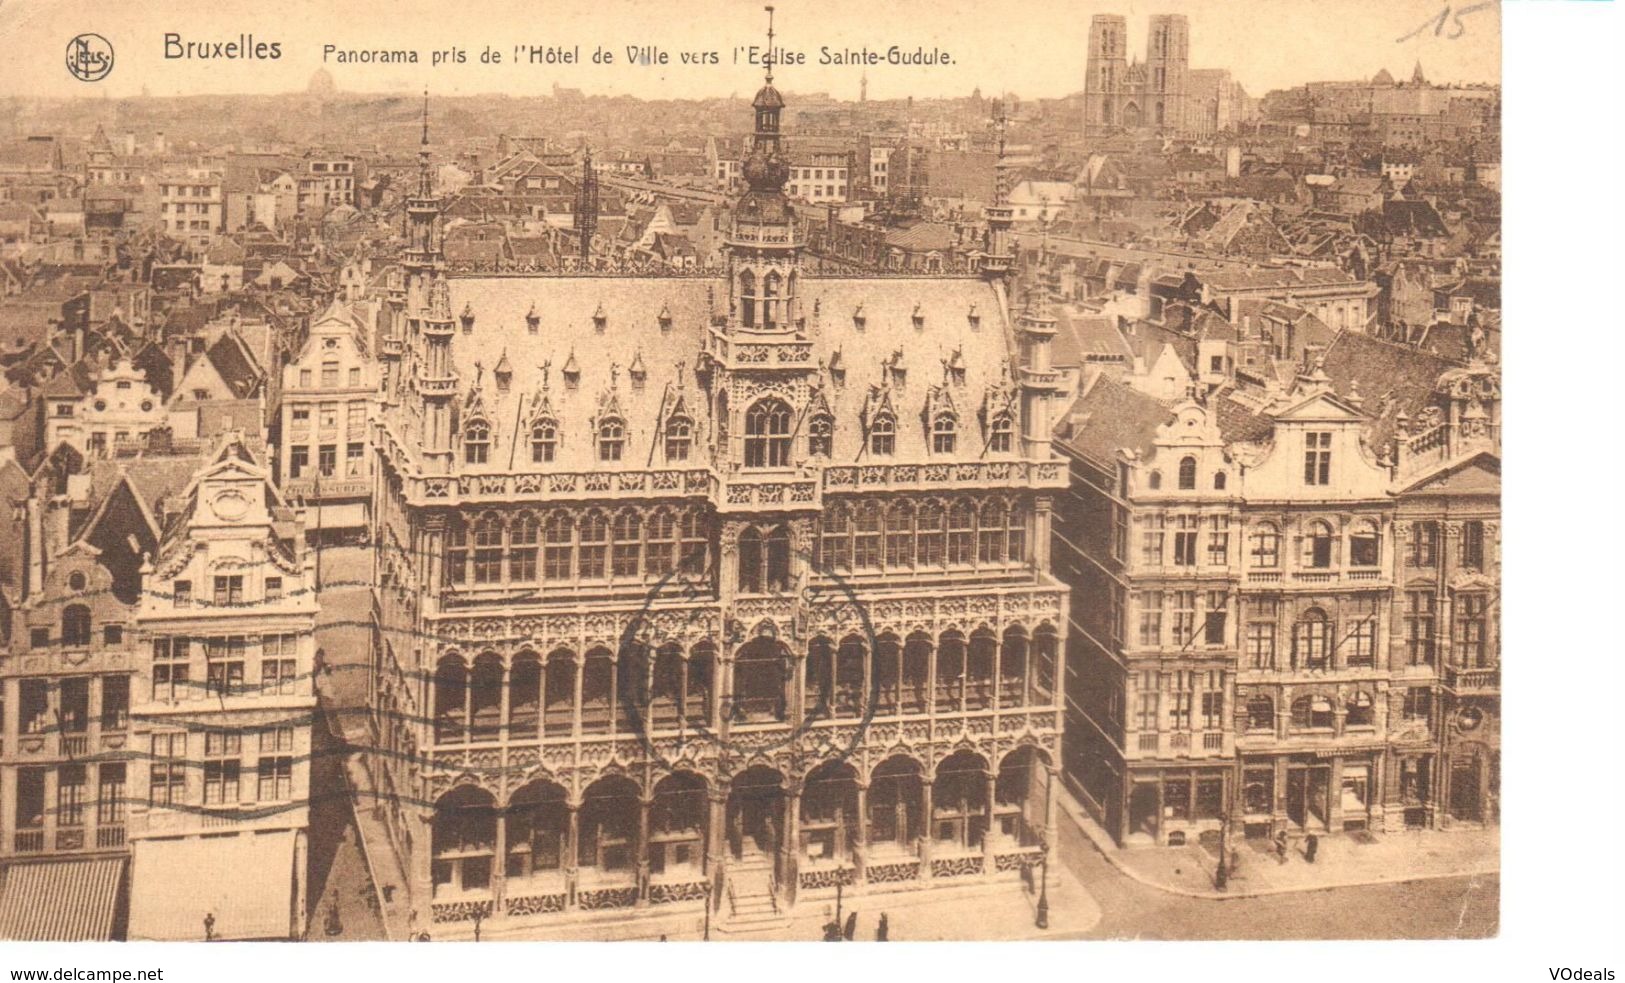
[843,910,858,941]
[876,913,889,941]
[1305,833,1319,864]
[1215,860,1228,891]
[822,920,841,941]
[1274,830,1289,864]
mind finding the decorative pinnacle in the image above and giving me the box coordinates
[421,88,429,146]
[764,5,776,85]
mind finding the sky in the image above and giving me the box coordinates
[0,0,1501,101]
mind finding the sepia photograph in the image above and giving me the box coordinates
[0,0,1608,966]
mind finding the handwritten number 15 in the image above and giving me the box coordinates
[1396,1,1494,44]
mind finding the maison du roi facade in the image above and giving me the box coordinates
[1054,356,1499,847]
[362,64,1070,937]
[0,440,317,940]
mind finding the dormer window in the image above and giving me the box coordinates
[989,413,1014,453]
[526,304,540,334]
[563,353,581,390]
[967,303,981,330]
[460,303,475,334]
[494,354,513,393]
[531,418,557,463]
[1178,456,1197,490]
[592,303,607,332]
[912,304,925,330]
[665,414,692,462]
[598,417,625,462]
[629,352,647,391]
[658,303,673,331]
[464,420,490,464]
[869,413,896,457]
[808,413,834,457]
[852,304,866,330]
[931,413,957,454]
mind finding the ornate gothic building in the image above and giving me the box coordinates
[366,44,1070,938]
[1083,14,1191,134]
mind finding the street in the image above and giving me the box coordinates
[1054,806,1499,940]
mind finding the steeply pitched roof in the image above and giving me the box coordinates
[1054,374,1172,468]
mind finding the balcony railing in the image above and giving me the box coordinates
[96,826,127,849]
[1445,665,1499,692]
[14,829,45,853]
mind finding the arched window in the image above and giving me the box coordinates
[931,413,957,454]
[597,417,625,463]
[1293,607,1332,669]
[445,514,469,584]
[1303,520,1336,569]
[1006,500,1027,563]
[765,525,791,591]
[738,527,764,593]
[1246,694,1274,731]
[543,512,573,580]
[464,420,490,464]
[509,511,538,582]
[808,413,834,457]
[646,508,677,577]
[680,508,708,575]
[869,413,896,457]
[762,271,782,329]
[853,501,883,570]
[948,499,976,566]
[819,504,852,572]
[1349,519,1381,567]
[611,508,641,578]
[1214,471,1227,491]
[1346,691,1375,728]
[743,398,792,468]
[978,499,1006,565]
[916,500,946,568]
[664,414,692,462]
[530,418,557,463]
[1148,470,1162,490]
[885,500,915,569]
[1291,695,1334,730]
[1250,522,1280,567]
[578,510,609,579]
[989,413,1014,454]
[431,786,496,897]
[433,655,467,742]
[1178,456,1197,490]
[62,604,92,647]
[472,512,504,584]
[739,269,757,328]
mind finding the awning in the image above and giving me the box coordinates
[128,829,299,941]
[0,857,126,941]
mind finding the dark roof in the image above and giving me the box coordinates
[1318,329,1460,447]
[1055,374,1172,468]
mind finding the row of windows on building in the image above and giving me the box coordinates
[463,396,1016,467]
[816,497,1028,574]
[444,507,711,587]
[288,441,367,479]
[1116,516,1491,573]
[430,626,1061,744]
[146,726,298,807]
[7,674,130,736]
[149,634,302,701]
[293,364,367,389]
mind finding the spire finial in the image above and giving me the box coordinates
[421,88,429,146]
[764,5,776,86]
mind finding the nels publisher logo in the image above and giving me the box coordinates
[66,33,114,82]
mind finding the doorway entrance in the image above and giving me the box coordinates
[727,767,785,860]
[1285,764,1330,830]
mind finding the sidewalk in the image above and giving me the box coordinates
[1060,790,1498,900]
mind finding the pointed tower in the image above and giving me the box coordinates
[574,147,598,265]
[726,4,803,335]
[1015,292,1060,457]
[980,98,1015,280]
[1411,60,1427,86]
[403,92,458,472]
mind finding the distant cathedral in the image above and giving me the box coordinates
[1083,14,1189,134]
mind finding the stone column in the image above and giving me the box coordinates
[637,796,652,906]
[492,804,508,914]
[707,787,727,874]
[572,655,584,738]
[983,770,998,874]
[853,782,869,885]
[919,779,934,875]
[783,786,801,905]
[565,805,580,908]
[499,660,512,742]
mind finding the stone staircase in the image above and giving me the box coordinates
[720,854,789,935]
